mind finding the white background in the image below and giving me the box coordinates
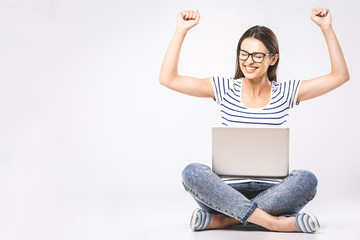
[0,0,359,239]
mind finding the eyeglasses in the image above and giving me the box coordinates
[237,49,274,63]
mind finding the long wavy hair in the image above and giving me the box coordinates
[234,26,279,82]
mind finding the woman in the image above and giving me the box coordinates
[159,8,349,233]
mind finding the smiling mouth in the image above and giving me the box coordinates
[244,65,258,73]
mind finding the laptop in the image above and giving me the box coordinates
[212,127,289,178]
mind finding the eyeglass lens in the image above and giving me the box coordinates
[239,50,265,63]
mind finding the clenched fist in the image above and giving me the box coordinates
[311,7,332,27]
[176,10,200,32]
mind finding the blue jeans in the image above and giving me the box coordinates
[182,163,318,224]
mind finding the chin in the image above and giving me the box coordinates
[242,72,257,80]
[241,68,265,80]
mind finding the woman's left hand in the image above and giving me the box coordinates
[298,7,350,103]
[311,7,332,27]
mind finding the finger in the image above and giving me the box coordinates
[324,8,330,17]
[185,10,190,20]
[194,12,200,24]
[311,8,319,19]
[321,8,329,17]
[318,9,324,17]
[312,7,321,17]
[326,9,331,18]
[320,8,326,17]
[188,10,193,20]
[193,10,198,19]
[183,10,189,20]
[190,10,195,19]
[179,10,187,21]
[195,11,201,21]
[186,10,191,20]
[313,7,321,14]
[180,9,200,21]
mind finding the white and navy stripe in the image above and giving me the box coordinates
[295,212,320,233]
[221,177,283,185]
[190,208,212,231]
[211,77,302,127]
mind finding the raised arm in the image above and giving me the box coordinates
[159,10,214,98]
[297,7,350,102]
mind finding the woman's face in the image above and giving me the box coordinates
[239,37,278,81]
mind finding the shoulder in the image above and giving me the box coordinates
[211,76,236,83]
[274,79,302,92]
[211,76,238,89]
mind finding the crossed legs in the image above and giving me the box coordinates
[182,163,318,232]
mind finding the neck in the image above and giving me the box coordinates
[243,76,271,98]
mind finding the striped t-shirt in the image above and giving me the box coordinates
[211,76,302,184]
[211,77,302,127]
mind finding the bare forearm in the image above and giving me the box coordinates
[321,24,350,81]
[159,10,200,86]
[159,29,187,85]
[294,8,350,102]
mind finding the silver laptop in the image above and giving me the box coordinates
[212,127,289,178]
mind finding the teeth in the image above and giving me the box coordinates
[246,66,256,70]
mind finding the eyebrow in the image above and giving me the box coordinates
[240,49,270,54]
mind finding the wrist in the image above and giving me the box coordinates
[175,27,188,36]
[320,23,333,32]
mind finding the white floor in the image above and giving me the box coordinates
[1,192,359,240]
[121,197,360,240]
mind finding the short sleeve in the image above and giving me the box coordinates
[288,79,302,108]
[211,76,233,105]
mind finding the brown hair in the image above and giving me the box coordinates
[234,25,279,82]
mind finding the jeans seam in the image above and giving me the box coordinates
[182,182,255,224]
[251,171,294,203]
[251,171,317,213]
[242,202,258,225]
[294,192,316,211]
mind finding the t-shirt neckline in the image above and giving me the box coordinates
[238,77,274,110]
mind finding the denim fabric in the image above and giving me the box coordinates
[182,163,318,224]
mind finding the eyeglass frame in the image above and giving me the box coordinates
[237,49,274,63]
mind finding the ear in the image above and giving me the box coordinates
[270,53,279,66]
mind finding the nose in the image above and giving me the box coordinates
[244,55,254,65]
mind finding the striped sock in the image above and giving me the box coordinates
[191,209,211,231]
[295,212,320,233]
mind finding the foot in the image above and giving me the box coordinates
[269,216,299,232]
[270,212,320,233]
[207,214,241,229]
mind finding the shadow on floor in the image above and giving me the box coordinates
[226,223,268,231]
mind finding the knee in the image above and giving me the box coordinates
[291,169,318,197]
[182,163,210,187]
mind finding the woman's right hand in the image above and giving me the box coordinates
[176,10,200,32]
[159,9,213,99]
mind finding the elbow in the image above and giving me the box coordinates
[158,74,167,86]
[159,77,170,87]
[332,70,350,85]
[159,77,165,86]
[340,71,350,84]
[344,72,350,83]
[343,66,350,82]
[159,74,177,87]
